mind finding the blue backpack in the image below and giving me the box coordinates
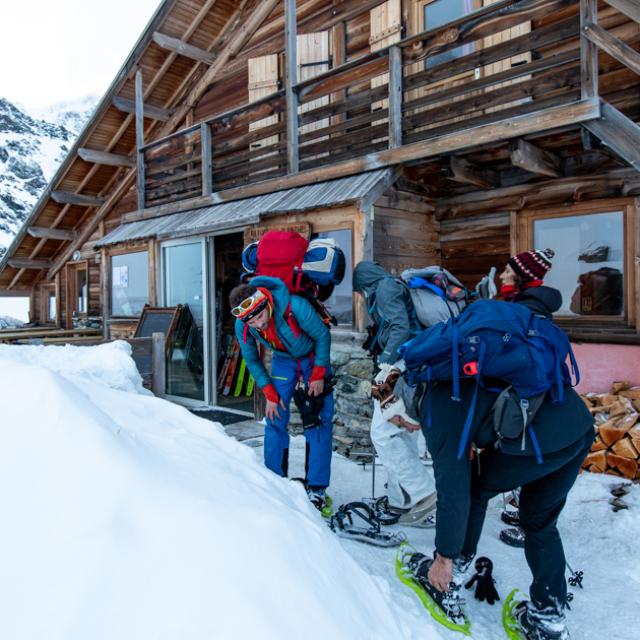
[399,300,580,462]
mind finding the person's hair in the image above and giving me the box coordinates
[229,283,257,310]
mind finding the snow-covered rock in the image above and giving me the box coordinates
[0,96,96,253]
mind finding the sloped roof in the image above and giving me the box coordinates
[95,169,394,246]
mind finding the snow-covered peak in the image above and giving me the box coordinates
[0,96,97,256]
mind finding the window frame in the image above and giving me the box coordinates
[517,199,638,333]
[109,248,151,319]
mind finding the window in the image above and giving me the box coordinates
[111,251,149,317]
[48,292,56,322]
[311,229,353,325]
[533,211,625,317]
[423,0,475,68]
[76,268,88,315]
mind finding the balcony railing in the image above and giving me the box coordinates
[138,0,595,212]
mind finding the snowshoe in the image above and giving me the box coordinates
[501,509,520,527]
[329,502,406,547]
[396,492,437,525]
[500,527,525,548]
[503,590,569,640]
[396,543,471,636]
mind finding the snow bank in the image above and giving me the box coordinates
[0,340,148,394]
[0,345,431,640]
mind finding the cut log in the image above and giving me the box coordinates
[607,453,638,479]
[611,381,631,394]
[584,450,607,472]
[611,437,639,459]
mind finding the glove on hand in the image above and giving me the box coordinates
[371,366,401,410]
[464,556,500,605]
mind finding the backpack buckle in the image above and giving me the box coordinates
[467,335,480,344]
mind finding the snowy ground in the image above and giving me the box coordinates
[0,342,638,640]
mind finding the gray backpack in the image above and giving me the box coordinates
[400,266,470,328]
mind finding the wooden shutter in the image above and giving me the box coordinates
[482,0,532,113]
[370,0,402,131]
[297,32,330,158]
[248,55,279,152]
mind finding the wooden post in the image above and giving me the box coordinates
[284,0,299,173]
[151,332,166,397]
[100,249,110,340]
[580,0,598,100]
[388,45,403,149]
[135,69,146,211]
[201,121,213,195]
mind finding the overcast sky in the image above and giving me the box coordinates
[0,0,161,110]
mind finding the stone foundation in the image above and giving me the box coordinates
[288,329,375,457]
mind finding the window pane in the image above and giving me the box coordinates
[311,229,353,325]
[111,251,149,317]
[48,293,56,321]
[533,211,624,316]
[163,243,205,401]
[76,269,87,314]
[424,0,474,68]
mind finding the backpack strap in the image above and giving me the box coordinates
[451,322,461,401]
[456,341,486,461]
[284,302,301,338]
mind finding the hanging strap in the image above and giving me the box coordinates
[456,342,486,460]
[451,323,460,401]
[527,424,544,465]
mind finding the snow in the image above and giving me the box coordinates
[0,342,638,639]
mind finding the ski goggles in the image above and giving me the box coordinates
[231,290,269,321]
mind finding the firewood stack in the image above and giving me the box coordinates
[581,382,640,479]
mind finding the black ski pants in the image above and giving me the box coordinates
[460,430,594,612]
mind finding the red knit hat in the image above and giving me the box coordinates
[508,248,554,283]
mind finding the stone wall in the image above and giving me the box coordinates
[288,329,375,456]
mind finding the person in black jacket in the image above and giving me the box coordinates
[394,250,595,640]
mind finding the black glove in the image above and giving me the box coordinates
[464,556,500,605]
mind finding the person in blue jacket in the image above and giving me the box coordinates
[229,277,333,511]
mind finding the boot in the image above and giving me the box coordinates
[512,600,570,640]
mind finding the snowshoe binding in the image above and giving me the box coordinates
[329,502,406,547]
[396,543,471,636]
[503,590,569,640]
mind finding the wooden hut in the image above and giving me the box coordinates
[1,0,639,447]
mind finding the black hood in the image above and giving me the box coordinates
[514,286,562,317]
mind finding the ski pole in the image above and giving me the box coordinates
[371,449,376,499]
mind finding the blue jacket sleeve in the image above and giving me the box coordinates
[290,296,331,368]
[234,319,272,390]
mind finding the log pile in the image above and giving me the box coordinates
[581,382,640,479]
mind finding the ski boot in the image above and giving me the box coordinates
[503,591,569,640]
[396,544,471,635]
[307,487,333,518]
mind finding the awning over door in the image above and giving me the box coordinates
[95,169,394,247]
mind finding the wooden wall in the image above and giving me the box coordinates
[440,212,511,288]
[372,184,439,274]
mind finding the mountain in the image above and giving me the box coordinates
[0,96,97,259]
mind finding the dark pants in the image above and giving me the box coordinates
[461,430,593,611]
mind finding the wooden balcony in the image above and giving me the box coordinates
[130,0,638,218]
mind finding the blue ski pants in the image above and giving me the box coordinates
[265,353,333,488]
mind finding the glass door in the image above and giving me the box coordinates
[162,240,207,403]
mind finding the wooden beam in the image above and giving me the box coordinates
[604,0,640,25]
[78,148,135,168]
[50,191,105,206]
[0,288,33,297]
[388,45,403,149]
[152,32,216,64]
[7,258,52,270]
[201,122,213,195]
[449,157,500,189]
[112,96,172,122]
[135,69,146,212]
[583,21,640,77]
[581,0,599,100]
[284,0,299,173]
[124,99,600,223]
[510,138,563,177]
[161,0,280,134]
[584,102,640,171]
[27,226,76,241]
